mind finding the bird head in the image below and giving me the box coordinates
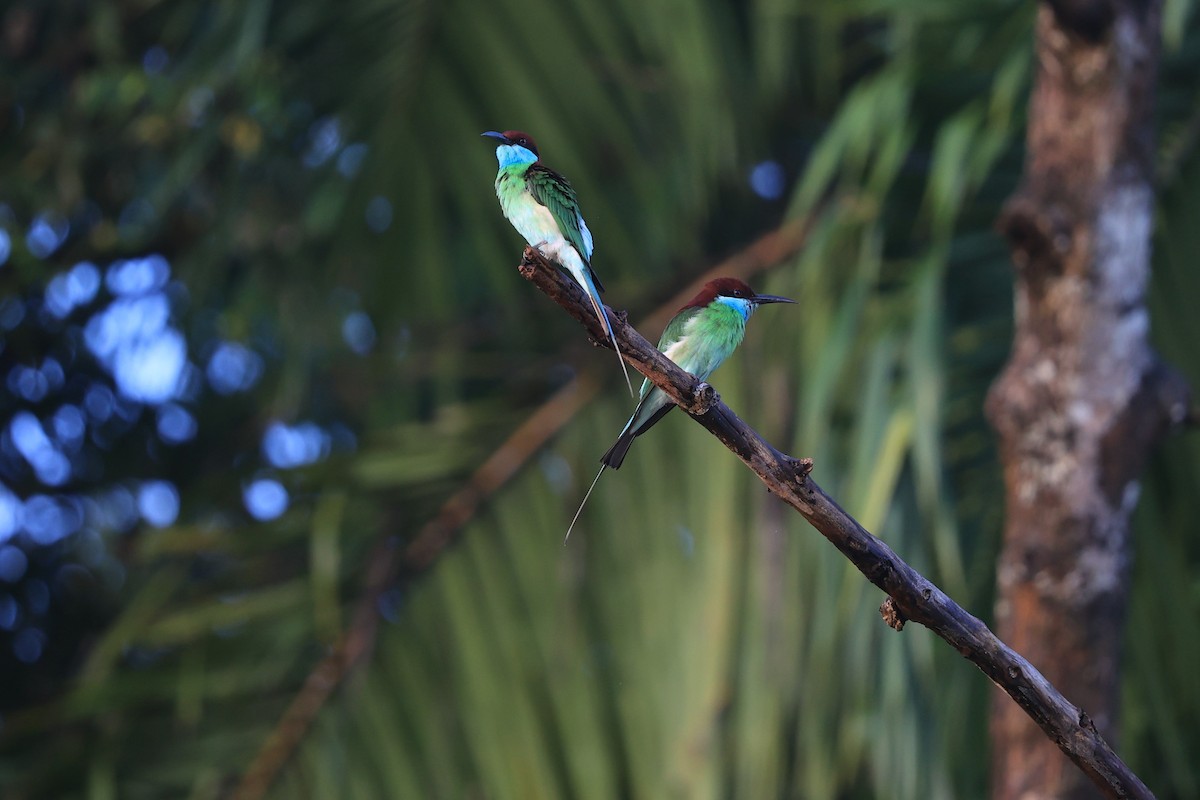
[683,277,796,320]
[482,130,540,167]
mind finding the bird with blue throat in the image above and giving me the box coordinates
[482,129,635,396]
[565,277,796,540]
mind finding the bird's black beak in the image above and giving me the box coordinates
[481,131,509,144]
[752,293,797,305]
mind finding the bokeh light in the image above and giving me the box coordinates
[112,329,187,403]
[137,481,179,528]
[206,342,263,395]
[0,595,18,630]
[749,160,786,200]
[156,404,198,444]
[22,495,83,545]
[303,116,342,168]
[342,311,376,354]
[0,546,28,583]
[337,143,368,177]
[44,262,101,318]
[25,212,69,259]
[106,255,170,296]
[243,479,289,521]
[262,422,330,469]
[142,45,169,75]
[10,413,71,487]
[0,487,22,542]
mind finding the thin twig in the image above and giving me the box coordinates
[518,248,1154,800]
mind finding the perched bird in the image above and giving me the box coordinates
[566,277,795,540]
[482,129,634,396]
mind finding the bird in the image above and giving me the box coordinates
[482,129,635,396]
[565,277,796,540]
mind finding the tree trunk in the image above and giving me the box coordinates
[986,1,1189,797]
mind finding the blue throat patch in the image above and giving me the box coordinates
[715,296,754,321]
[495,144,538,169]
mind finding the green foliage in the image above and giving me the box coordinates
[1,0,1198,798]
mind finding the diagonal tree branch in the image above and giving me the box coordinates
[232,218,815,800]
[403,215,815,571]
[519,247,1154,800]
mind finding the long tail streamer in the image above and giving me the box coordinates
[564,464,607,544]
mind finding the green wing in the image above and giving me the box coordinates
[623,306,702,404]
[656,307,701,352]
[607,306,703,453]
[526,164,603,288]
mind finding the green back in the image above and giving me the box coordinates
[526,164,592,264]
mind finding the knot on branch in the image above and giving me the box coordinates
[880,597,907,631]
[792,457,814,481]
[688,382,719,416]
[518,246,543,280]
[997,195,1073,284]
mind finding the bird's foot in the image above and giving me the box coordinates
[689,382,719,415]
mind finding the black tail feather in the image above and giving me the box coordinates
[600,403,675,470]
[599,431,636,470]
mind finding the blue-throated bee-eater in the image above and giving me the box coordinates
[483,129,635,396]
[566,277,796,540]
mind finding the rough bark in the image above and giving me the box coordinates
[987,1,1190,797]
[521,248,1152,799]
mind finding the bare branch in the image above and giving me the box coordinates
[520,247,1154,800]
[233,218,816,800]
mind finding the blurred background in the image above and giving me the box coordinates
[1,0,1198,797]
